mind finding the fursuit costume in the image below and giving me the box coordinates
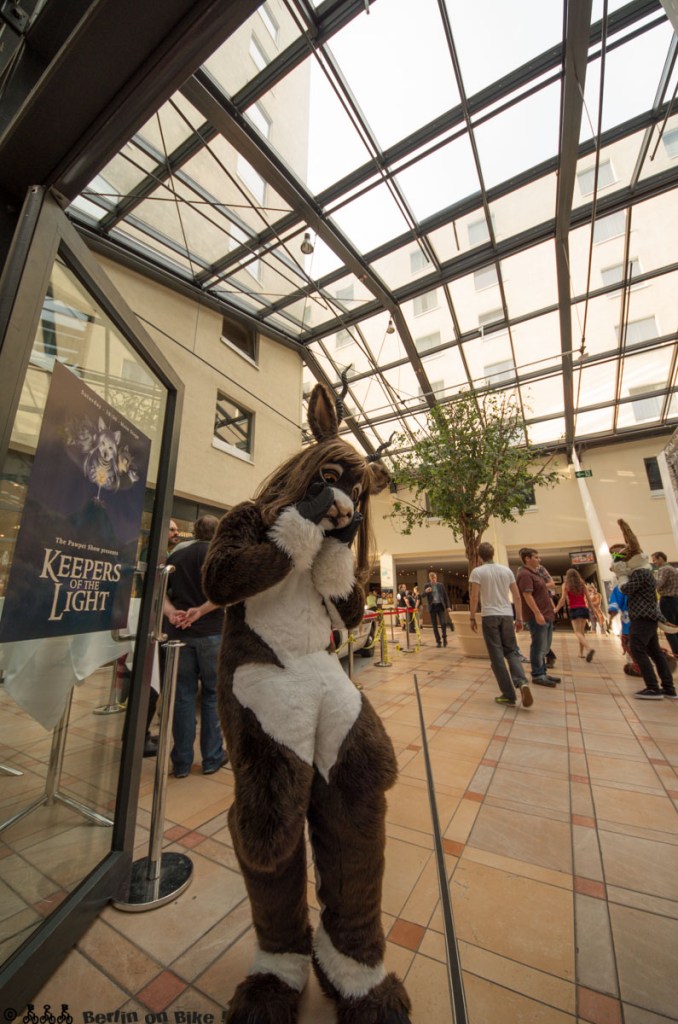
[202,381,412,1024]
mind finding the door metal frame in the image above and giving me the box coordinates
[0,187,183,1009]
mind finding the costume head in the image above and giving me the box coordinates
[610,519,651,575]
[255,380,391,583]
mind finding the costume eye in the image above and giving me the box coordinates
[320,464,342,484]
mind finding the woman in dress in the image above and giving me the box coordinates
[555,569,595,661]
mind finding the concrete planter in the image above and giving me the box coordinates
[449,610,488,659]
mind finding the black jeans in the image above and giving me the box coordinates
[482,616,527,700]
[629,618,673,691]
[430,604,447,645]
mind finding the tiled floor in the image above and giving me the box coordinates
[20,627,678,1022]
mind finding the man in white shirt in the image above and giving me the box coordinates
[469,541,533,708]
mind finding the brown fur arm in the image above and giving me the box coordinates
[332,584,366,630]
[202,502,294,607]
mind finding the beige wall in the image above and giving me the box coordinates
[98,256,303,510]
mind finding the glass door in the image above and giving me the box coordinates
[0,189,182,1008]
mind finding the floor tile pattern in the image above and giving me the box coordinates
[9,626,678,1022]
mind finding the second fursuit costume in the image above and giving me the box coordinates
[202,382,412,1023]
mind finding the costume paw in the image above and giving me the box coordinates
[314,963,412,1024]
[269,506,324,571]
[312,537,356,600]
[225,972,302,1024]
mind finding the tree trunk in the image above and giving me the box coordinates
[464,531,481,572]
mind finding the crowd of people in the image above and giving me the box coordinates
[143,517,678,772]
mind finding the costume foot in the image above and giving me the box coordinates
[315,964,411,1024]
[225,972,301,1024]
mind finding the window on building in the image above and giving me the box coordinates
[418,380,445,400]
[644,456,664,492]
[628,385,662,423]
[335,284,354,306]
[577,159,616,196]
[615,316,657,345]
[249,34,269,70]
[478,308,505,334]
[236,155,266,204]
[484,359,514,385]
[259,2,279,43]
[336,328,352,348]
[413,290,438,316]
[214,393,254,456]
[474,265,498,291]
[415,331,441,354]
[662,126,678,159]
[514,482,537,508]
[247,102,271,140]
[410,249,431,274]
[467,214,495,247]
[221,316,258,362]
[601,258,641,291]
[593,210,626,243]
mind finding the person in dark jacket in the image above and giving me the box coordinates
[423,571,450,647]
[163,515,228,775]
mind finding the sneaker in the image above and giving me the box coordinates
[519,655,530,664]
[170,766,189,778]
[661,688,678,699]
[203,753,229,775]
[532,676,556,688]
[443,639,448,647]
[436,642,441,648]
[519,684,534,708]
[585,649,595,663]
[495,695,517,706]
[544,674,561,683]
[633,688,664,700]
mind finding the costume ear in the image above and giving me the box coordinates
[617,519,641,558]
[307,383,339,442]
[367,461,391,495]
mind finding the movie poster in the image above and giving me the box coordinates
[0,360,151,642]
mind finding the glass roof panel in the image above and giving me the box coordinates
[422,346,469,396]
[568,212,628,310]
[203,4,303,96]
[327,0,460,152]
[402,285,456,347]
[447,265,499,337]
[501,242,558,319]
[521,375,564,421]
[134,93,206,156]
[394,132,480,222]
[445,0,564,98]
[580,20,674,142]
[473,81,561,191]
[575,359,617,409]
[526,416,566,446]
[574,406,615,438]
[488,172,558,245]
[370,240,438,293]
[511,311,562,376]
[328,180,412,252]
[636,119,678,206]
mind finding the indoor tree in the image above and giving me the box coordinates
[387,389,559,570]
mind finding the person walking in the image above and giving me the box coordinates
[424,571,450,647]
[613,520,677,700]
[469,542,533,708]
[554,569,595,661]
[163,514,228,776]
[651,551,678,656]
[516,547,561,687]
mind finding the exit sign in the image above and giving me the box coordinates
[575,469,592,478]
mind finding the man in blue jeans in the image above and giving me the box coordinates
[163,515,227,777]
[516,547,561,688]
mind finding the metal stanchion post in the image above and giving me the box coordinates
[375,610,391,667]
[347,633,355,682]
[114,565,193,911]
[402,610,415,654]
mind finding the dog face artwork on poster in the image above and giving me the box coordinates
[202,378,412,1024]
